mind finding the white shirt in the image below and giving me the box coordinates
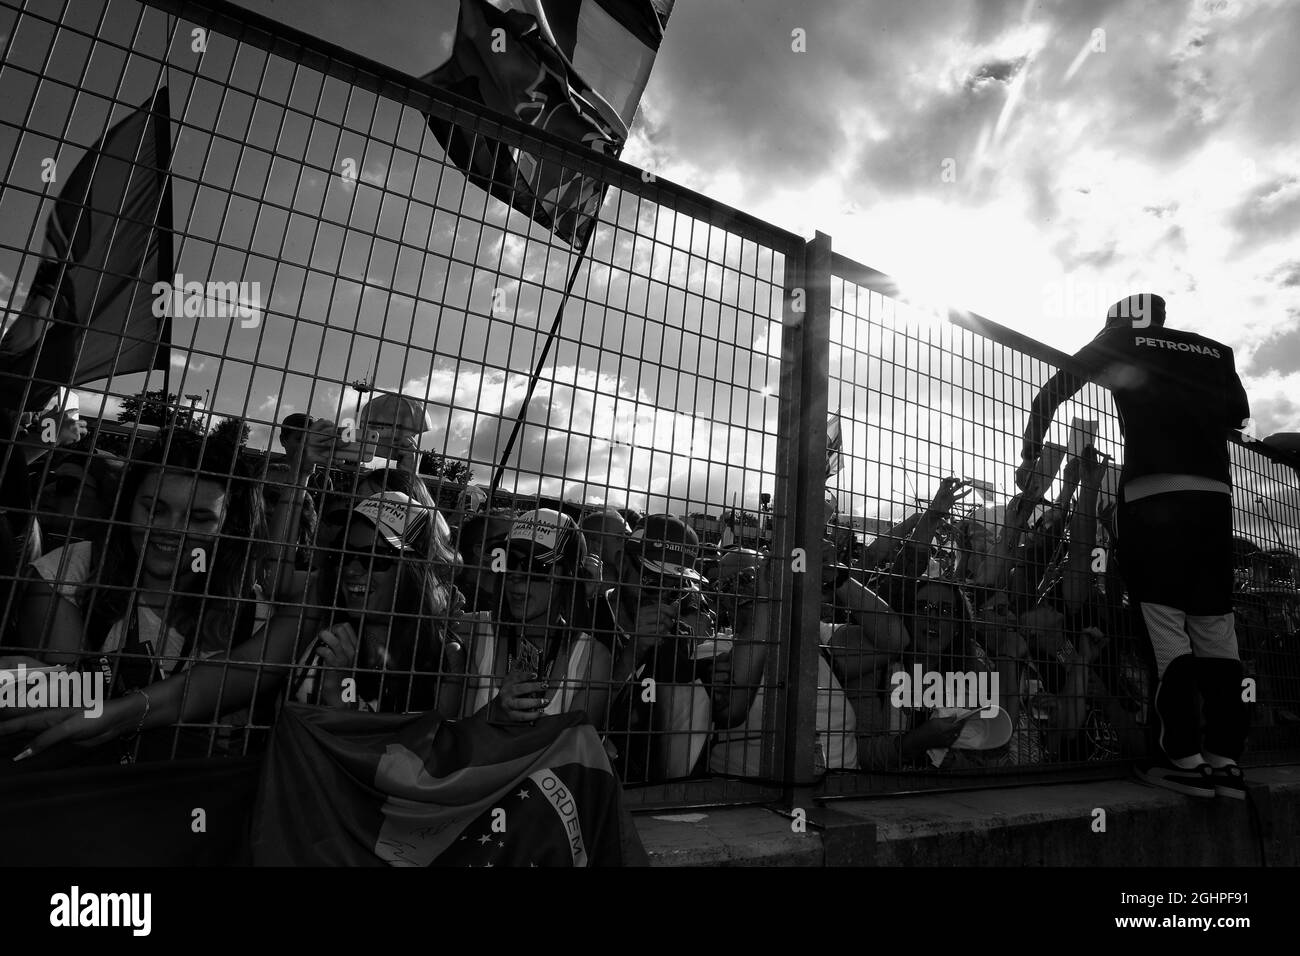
[30,541,267,674]
[709,622,858,775]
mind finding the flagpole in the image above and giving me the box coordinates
[151,86,174,409]
[489,216,600,496]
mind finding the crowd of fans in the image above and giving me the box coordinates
[1,397,1297,788]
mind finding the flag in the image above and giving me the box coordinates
[525,0,674,127]
[719,510,736,548]
[250,703,645,866]
[0,89,173,415]
[421,0,672,245]
[826,411,844,478]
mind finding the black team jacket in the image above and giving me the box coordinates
[1022,324,1250,490]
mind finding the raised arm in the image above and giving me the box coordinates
[260,419,335,601]
[1060,451,1106,615]
[860,512,924,571]
[710,560,775,729]
[823,577,909,678]
[970,492,1037,592]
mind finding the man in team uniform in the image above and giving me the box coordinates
[1015,293,1252,799]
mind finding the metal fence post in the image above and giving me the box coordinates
[770,231,832,806]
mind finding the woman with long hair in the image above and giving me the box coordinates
[2,424,328,761]
[463,509,613,729]
[20,429,271,680]
[291,489,465,716]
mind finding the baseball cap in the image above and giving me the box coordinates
[934,705,1014,750]
[628,514,705,584]
[336,491,431,553]
[505,509,587,572]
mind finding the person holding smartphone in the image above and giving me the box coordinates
[596,515,719,781]
[461,509,612,729]
[291,490,465,717]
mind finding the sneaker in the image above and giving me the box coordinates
[1210,764,1247,800]
[1135,760,1216,798]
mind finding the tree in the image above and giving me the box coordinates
[117,389,205,433]
[417,451,474,485]
[211,415,251,447]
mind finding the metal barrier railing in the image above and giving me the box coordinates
[0,0,1296,819]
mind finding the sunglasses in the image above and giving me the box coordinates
[505,553,556,578]
[328,544,402,574]
[915,600,958,618]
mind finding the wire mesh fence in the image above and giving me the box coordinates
[0,0,799,809]
[0,0,1297,820]
[815,257,1300,797]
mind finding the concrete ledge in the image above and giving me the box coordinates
[634,765,1300,866]
[634,807,826,866]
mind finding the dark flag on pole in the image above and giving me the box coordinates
[421,0,671,246]
[0,88,174,415]
[528,0,674,127]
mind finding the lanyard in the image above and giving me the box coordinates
[113,595,161,694]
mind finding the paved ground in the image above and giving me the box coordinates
[634,765,1300,866]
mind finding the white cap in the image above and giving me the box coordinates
[344,491,430,552]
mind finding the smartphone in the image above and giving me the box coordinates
[1068,418,1099,460]
[509,640,547,700]
[332,426,379,464]
[1025,442,1067,503]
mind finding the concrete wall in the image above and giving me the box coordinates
[634,765,1300,866]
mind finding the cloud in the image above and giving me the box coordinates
[399,359,776,513]
[78,391,118,419]
[967,55,1029,89]
[617,0,1300,366]
[1273,261,1300,288]
[1246,318,1300,376]
[1246,379,1300,437]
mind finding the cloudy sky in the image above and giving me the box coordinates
[1,0,1296,528]
[639,0,1300,433]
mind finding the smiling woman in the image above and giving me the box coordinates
[9,429,283,760]
[21,430,268,676]
[463,509,613,731]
